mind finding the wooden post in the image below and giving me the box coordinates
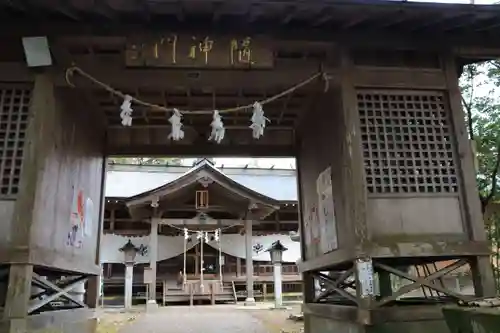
[210,283,215,305]
[244,219,255,305]
[444,54,496,297]
[162,280,166,306]
[189,283,194,306]
[87,156,107,308]
[3,265,33,332]
[147,217,159,309]
[3,72,56,332]
[236,257,241,277]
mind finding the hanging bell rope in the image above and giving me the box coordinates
[65,66,329,115]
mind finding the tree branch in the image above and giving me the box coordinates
[461,94,475,141]
[481,141,500,213]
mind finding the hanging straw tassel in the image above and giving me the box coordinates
[168,108,185,141]
[120,95,133,126]
[209,110,225,144]
[250,101,270,139]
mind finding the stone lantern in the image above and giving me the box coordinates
[119,239,140,309]
[266,240,288,309]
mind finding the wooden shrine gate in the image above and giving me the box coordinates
[0,1,499,333]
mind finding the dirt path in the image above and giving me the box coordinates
[96,304,303,333]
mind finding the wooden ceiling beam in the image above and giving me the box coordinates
[281,5,298,25]
[38,0,81,21]
[312,10,334,27]
[409,12,471,32]
[0,0,26,11]
[58,63,327,91]
[340,11,375,30]
[212,1,225,23]
[247,4,263,24]
[91,0,118,20]
[134,0,151,21]
[106,142,295,157]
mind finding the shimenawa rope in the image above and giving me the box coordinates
[65,66,328,115]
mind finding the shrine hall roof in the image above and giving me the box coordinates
[106,160,298,202]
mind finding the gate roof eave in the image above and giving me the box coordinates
[2,1,500,47]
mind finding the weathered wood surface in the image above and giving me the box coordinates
[5,73,105,275]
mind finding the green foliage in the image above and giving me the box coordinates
[487,219,500,282]
[460,61,500,212]
[108,157,183,166]
[460,61,500,290]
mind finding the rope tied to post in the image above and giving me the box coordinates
[65,66,330,115]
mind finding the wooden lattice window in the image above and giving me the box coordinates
[0,86,31,196]
[358,90,458,194]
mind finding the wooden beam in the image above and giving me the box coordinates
[59,62,324,91]
[281,5,297,25]
[0,0,26,11]
[312,10,334,27]
[92,0,118,20]
[410,12,471,32]
[340,12,374,30]
[135,0,151,21]
[36,0,81,21]
[211,1,225,23]
[106,143,295,157]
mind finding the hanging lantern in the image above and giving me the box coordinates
[196,190,209,209]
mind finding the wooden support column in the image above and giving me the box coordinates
[444,54,496,297]
[86,156,107,308]
[3,72,56,332]
[110,209,116,232]
[3,265,33,332]
[236,257,242,277]
[147,217,159,309]
[244,218,255,305]
[275,212,280,232]
[339,48,372,324]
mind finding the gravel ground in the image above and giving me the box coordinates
[96,304,303,333]
[247,304,303,333]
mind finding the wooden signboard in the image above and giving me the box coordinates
[125,35,274,69]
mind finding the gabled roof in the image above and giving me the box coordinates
[106,163,298,201]
[125,159,280,214]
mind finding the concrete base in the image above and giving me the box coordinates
[0,309,97,333]
[306,314,448,333]
[244,297,256,306]
[146,300,159,311]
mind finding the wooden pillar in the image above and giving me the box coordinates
[3,265,33,332]
[195,245,199,276]
[87,156,107,308]
[236,257,242,277]
[444,55,496,297]
[244,219,255,305]
[147,217,159,309]
[110,209,115,232]
[338,49,373,324]
[275,212,280,232]
[3,72,56,332]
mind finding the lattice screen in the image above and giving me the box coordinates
[358,90,458,194]
[0,87,31,196]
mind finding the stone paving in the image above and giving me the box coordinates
[118,305,272,333]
